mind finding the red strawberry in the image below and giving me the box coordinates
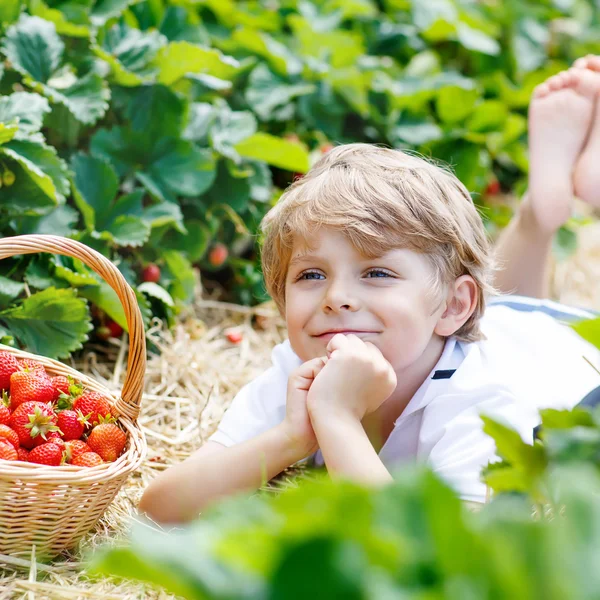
[87,423,127,462]
[142,264,161,283]
[0,391,10,426]
[16,447,29,461]
[32,430,65,449]
[10,369,55,409]
[20,358,46,373]
[29,442,63,466]
[9,402,59,449]
[72,451,103,467]
[208,244,228,268]
[51,375,72,403]
[0,405,9,426]
[0,441,17,461]
[226,330,243,344]
[0,351,19,390]
[72,391,112,427]
[106,319,124,339]
[0,424,19,449]
[57,410,86,441]
[64,440,91,463]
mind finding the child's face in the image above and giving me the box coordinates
[284,228,447,372]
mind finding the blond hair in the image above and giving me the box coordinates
[260,143,497,342]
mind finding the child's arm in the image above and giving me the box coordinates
[306,333,397,485]
[138,424,312,524]
[139,356,328,524]
[310,412,393,485]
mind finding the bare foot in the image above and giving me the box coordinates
[527,67,599,234]
[572,55,600,207]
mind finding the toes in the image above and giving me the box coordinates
[548,72,567,91]
[570,67,600,100]
[533,83,550,98]
[574,55,600,72]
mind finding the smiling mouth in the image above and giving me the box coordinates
[313,330,378,338]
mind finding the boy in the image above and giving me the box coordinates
[140,63,600,524]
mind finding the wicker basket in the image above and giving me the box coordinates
[0,235,147,558]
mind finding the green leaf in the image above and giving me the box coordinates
[245,64,315,122]
[329,67,371,118]
[539,408,596,430]
[138,281,174,307]
[54,256,98,287]
[552,225,578,262]
[481,415,545,472]
[42,72,110,126]
[210,106,257,161]
[155,41,240,86]
[0,276,25,309]
[0,92,51,137]
[72,153,119,231]
[144,140,216,198]
[95,23,165,86]
[125,85,187,139]
[0,138,69,204]
[90,0,135,26]
[436,86,479,123]
[0,0,22,25]
[142,201,186,233]
[456,23,500,55]
[18,205,79,236]
[234,132,310,173]
[411,0,457,33]
[24,255,61,290]
[206,160,251,213]
[160,220,210,261]
[1,15,63,83]
[389,120,443,146]
[572,317,600,350]
[467,101,508,133]
[0,122,18,145]
[230,27,302,76]
[162,250,195,303]
[29,0,90,37]
[104,215,151,247]
[288,15,365,68]
[79,279,128,332]
[248,161,272,203]
[183,103,217,144]
[0,287,92,359]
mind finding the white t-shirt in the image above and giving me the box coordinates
[209,304,600,503]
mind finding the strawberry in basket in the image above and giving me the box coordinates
[0,351,19,391]
[9,401,59,449]
[10,364,55,409]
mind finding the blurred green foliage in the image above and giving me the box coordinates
[1,0,600,356]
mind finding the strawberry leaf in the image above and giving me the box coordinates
[0,287,93,359]
[1,15,64,83]
[0,92,51,138]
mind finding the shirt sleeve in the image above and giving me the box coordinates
[208,364,289,447]
[418,388,538,503]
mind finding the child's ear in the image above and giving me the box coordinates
[434,275,478,337]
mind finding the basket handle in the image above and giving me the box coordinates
[0,235,146,421]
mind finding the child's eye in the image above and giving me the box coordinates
[366,269,393,278]
[297,270,324,281]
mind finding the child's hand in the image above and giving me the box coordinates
[306,334,397,422]
[282,356,329,456]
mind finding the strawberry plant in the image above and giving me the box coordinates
[1,0,599,359]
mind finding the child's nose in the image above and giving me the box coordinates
[322,280,359,312]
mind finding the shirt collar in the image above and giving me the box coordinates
[396,337,463,422]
